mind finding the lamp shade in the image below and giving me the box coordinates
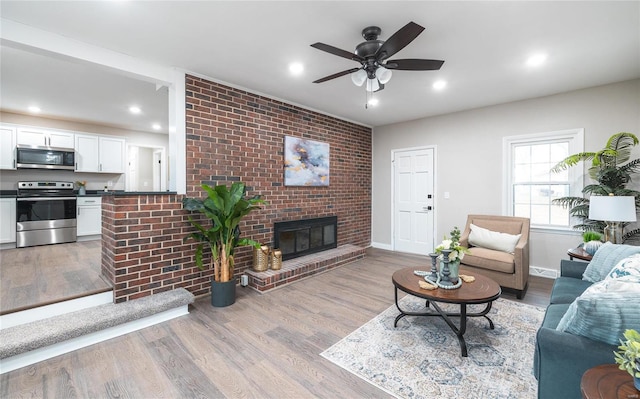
[377,66,392,84]
[350,69,367,86]
[588,195,637,222]
[366,78,380,92]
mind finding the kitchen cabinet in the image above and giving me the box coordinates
[77,197,102,236]
[75,134,125,173]
[0,125,17,170]
[17,127,74,148]
[0,198,17,244]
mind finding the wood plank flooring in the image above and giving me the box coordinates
[0,248,553,398]
[0,240,110,314]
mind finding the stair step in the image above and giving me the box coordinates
[245,244,366,292]
[0,288,194,374]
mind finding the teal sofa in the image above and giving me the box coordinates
[533,259,617,399]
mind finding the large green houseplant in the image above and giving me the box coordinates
[550,132,640,242]
[183,182,265,306]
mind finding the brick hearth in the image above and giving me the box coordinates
[244,244,366,293]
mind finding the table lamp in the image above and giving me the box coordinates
[588,195,637,244]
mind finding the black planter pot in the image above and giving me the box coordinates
[210,278,236,307]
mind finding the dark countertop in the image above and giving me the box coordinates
[0,190,17,198]
[1,190,177,198]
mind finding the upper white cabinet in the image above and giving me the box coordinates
[75,134,100,172]
[17,127,74,148]
[99,137,125,173]
[75,134,125,173]
[0,125,17,170]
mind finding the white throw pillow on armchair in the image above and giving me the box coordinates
[468,223,521,253]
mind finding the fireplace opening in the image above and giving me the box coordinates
[274,216,337,260]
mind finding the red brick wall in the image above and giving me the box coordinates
[102,75,372,302]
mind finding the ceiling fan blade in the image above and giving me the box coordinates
[385,59,444,70]
[313,67,361,84]
[310,43,364,63]
[375,21,425,62]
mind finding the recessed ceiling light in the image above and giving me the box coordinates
[289,62,304,75]
[129,105,141,114]
[526,53,547,67]
[432,80,447,90]
[152,123,162,130]
[28,105,41,113]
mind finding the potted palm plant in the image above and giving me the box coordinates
[183,182,265,307]
[551,132,640,242]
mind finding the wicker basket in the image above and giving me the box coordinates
[253,245,270,272]
[270,249,282,270]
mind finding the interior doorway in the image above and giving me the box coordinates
[392,146,436,255]
[127,145,167,192]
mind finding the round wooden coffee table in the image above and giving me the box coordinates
[392,267,501,357]
[581,364,639,399]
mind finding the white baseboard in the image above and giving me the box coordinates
[1,291,113,329]
[370,242,393,251]
[529,266,558,279]
[0,305,189,374]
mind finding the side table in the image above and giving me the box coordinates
[568,246,593,262]
[581,364,639,399]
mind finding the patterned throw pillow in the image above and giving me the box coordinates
[557,254,640,345]
[606,253,640,281]
[582,243,640,283]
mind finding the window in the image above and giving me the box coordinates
[504,129,584,230]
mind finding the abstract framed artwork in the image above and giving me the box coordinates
[284,136,330,186]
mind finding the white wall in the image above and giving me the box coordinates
[372,79,640,275]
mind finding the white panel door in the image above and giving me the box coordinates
[393,148,435,255]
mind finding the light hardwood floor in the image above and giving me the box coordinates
[0,248,553,398]
[0,240,110,314]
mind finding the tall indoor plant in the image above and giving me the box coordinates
[550,132,640,242]
[183,182,265,306]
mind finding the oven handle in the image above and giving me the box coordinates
[17,197,78,201]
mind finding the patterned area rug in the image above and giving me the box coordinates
[321,296,545,399]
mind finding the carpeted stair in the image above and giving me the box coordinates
[0,288,194,374]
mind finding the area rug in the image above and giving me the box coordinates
[321,296,545,399]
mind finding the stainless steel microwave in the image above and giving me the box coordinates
[16,145,75,170]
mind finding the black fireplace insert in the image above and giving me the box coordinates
[273,216,337,260]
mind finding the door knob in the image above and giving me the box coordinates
[423,206,432,211]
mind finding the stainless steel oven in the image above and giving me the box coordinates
[16,181,77,248]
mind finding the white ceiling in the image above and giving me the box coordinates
[1,1,639,132]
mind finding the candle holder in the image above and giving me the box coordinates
[427,253,439,283]
[439,249,453,286]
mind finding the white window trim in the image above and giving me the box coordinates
[502,128,584,231]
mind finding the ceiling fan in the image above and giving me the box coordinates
[311,21,444,92]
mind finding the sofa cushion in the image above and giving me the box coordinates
[549,277,593,304]
[582,242,640,283]
[541,303,572,329]
[468,223,521,253]
[462,247,514,273]
[556,276,640,345]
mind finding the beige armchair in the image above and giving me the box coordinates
[459,214,530,299]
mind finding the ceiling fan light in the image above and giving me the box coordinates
[351,69,367,86]
[366,78,380,92]
[377,66,392,84]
